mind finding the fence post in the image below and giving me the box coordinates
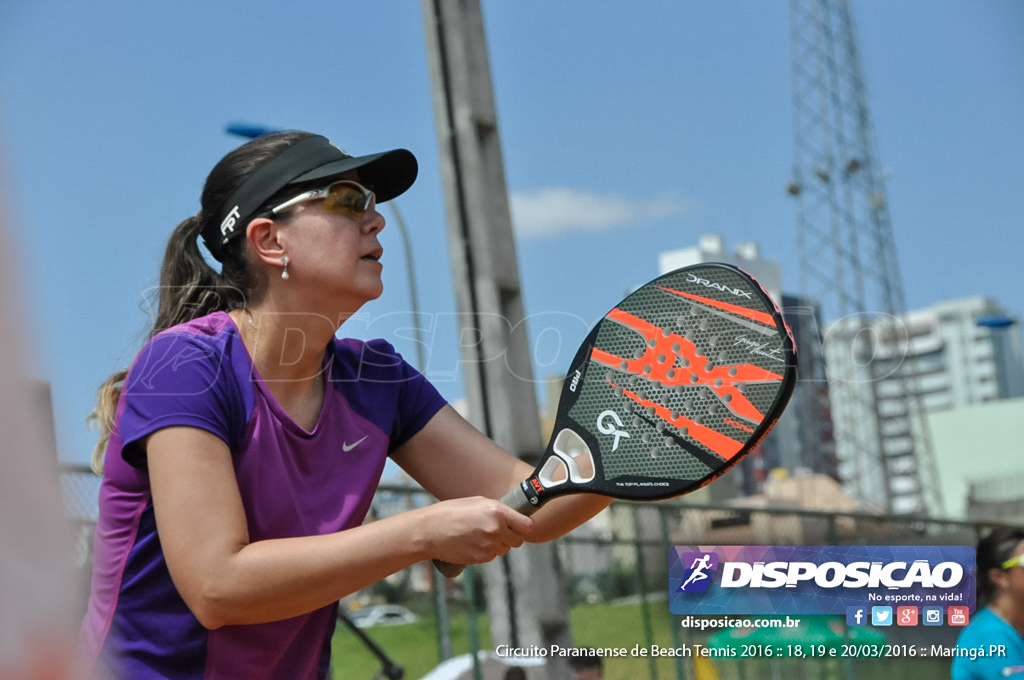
[433,568,453,662]
[660,507,689,680]
[633,506,659,680]
[463,566,483,680]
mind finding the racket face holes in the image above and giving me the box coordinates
[650,448,660,458]
[551,429,595,484]
[554,428,590,458]
[538,456,569,487]
[728,366,737,376]
[633,348,645,359]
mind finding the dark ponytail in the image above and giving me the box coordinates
[153,214,249,332]
[88,130,315,472]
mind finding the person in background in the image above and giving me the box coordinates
[952,527,1024,679]
[568,651,603,680]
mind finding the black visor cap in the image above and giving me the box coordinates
[201,134,417,262]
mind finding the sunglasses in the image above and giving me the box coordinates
[1002,554,1024,570]
[268,180,376,220]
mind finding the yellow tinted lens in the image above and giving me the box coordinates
[323,182,372,217]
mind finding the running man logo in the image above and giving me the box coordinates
[679,552,719,593]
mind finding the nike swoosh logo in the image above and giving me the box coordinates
[342,436,368,452]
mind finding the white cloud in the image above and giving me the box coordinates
[509,187,688,239]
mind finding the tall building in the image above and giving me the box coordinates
[824,297,1024,416]
[659,235,837,496]
[777,294,838,481]
[907,297,1024,409]
[824,296,1024,517]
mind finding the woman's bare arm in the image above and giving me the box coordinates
[146,425,532,628]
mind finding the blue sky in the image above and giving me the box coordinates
[1,1,1021,466]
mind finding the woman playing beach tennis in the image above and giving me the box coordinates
[78,131,610,679]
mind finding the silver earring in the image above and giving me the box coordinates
[280,256,290,280]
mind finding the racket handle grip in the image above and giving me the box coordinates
[432,483,539,579]
[499,482,537,516]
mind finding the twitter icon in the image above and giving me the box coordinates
[871,606,893,626]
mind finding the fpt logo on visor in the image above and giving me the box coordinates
[669,545,976,616]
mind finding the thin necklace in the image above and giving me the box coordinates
[246,311,322,420]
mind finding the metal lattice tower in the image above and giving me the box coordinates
[787,0,942,514]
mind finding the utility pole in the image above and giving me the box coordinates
[787,0,942,514]
[421,0,574,670]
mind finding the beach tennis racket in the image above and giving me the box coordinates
[434,263,797,577]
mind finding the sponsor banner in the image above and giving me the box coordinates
[668,545,975,616]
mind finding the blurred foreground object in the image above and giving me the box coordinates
[0,154,78,677]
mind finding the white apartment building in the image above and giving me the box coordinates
[900,297,1024,409]
[824,295,1024,515]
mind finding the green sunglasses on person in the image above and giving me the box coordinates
[267,179,375,220]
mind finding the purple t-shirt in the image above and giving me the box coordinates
[78,312,446,679]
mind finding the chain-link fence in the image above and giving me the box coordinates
[59,466,1016,680]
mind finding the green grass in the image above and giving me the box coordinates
[331,611,492,680]
[330,602,953,680]
[330,600,687,680]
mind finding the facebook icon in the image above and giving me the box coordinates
[846,606,867,626]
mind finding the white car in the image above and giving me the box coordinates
[346,604,419,628]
